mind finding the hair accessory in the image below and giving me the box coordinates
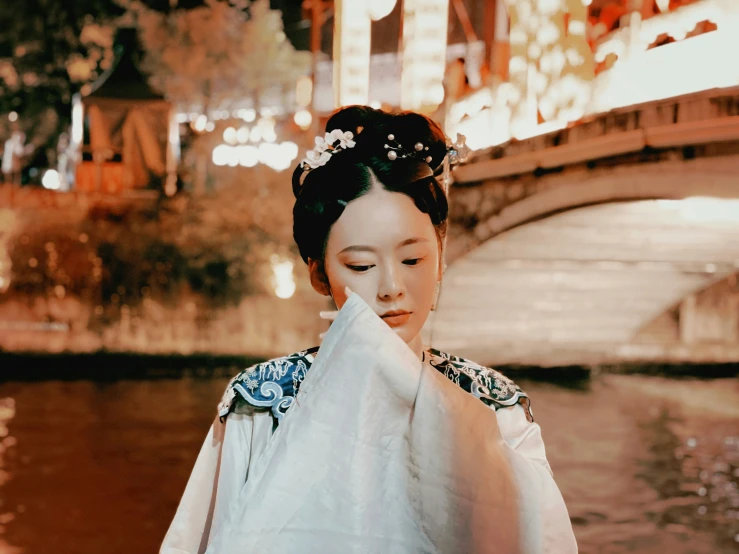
[442,133,470,192]
[299,128,471,182]
[447,133,471,165]
[382,132,470,170]
[384,134,426,162]
[300,129,356,170]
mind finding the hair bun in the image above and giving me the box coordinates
[325,106,447,172]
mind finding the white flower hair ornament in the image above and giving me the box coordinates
[298,128,471,193]
[300,129,356,170]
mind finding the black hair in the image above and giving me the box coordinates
[291,106,449,264]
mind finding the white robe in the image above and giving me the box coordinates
[161,293,578,553]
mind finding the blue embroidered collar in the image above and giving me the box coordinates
[218,346,532,424]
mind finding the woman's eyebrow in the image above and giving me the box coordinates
[338,245,375,254]
[338,238,430,255]
[397,237,430,248]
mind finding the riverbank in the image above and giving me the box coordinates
[1,349,737,382]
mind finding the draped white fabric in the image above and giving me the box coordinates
[161,293,577,553]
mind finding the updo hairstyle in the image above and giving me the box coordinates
[291,106,449,264]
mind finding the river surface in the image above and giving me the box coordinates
[0,366,737,554]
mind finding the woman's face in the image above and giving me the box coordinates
[310,185,441,347]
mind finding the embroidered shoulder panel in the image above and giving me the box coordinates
[218,346,532,423]
[217,347,319,423]
[424,348,533,422]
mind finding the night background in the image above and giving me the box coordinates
[0,0,738,552]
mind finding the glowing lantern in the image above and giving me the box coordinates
[368,0,396,21]
[400,0,450,111]
[334,0,371,107]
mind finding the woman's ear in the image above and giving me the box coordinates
[308,258,331,297]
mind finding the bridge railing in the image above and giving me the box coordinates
[589,0,739,114]
[446,0,739,153]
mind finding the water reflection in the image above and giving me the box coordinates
[635,391,739,551]
[0,370,736,553]
[0,396,20,554]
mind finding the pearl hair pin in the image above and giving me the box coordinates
[384,134,434,164]
[384,132,470,169]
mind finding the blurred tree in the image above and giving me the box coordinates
[0,0,124,149]
[0,0,308,162]
[119,0,311,115]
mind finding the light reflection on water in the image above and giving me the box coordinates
[0,370,737,554]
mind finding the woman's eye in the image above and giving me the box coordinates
[347,265,373,272]
[403,258,423,266]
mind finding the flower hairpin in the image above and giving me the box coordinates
[299,128,471,179]
[300,129,356,170]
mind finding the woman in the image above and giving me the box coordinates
[161,106,577,553]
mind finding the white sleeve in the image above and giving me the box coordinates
[495,403,579,554]
[159,412,257,554]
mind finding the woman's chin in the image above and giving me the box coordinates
[391,325,420,346]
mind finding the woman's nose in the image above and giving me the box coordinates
[378,263,404,301]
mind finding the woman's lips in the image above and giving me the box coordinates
[381,312,412,327]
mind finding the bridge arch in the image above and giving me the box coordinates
[448,155,739,263]
[428,181,739,367]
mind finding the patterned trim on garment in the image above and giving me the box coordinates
[217,347,319,423]
[217,346,533,424]
[424,348,534,422]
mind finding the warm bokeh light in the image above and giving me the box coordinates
[238,145,259,167]
[270,254,296,299]
[240,108,257,123]
[236,126,250,143]
[293,109,312,130]
[295,75,313,108]
[223,127,237,145]
[192,114,207,132]
[41,169,61,190]
[212,144,233,166]
[212,140,298,171]
[71,96,84,145]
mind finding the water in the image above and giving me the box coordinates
[0,368,737,554]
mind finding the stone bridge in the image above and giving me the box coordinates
[427,87,739,368]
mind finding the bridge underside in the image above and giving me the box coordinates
[424,198,739,367]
